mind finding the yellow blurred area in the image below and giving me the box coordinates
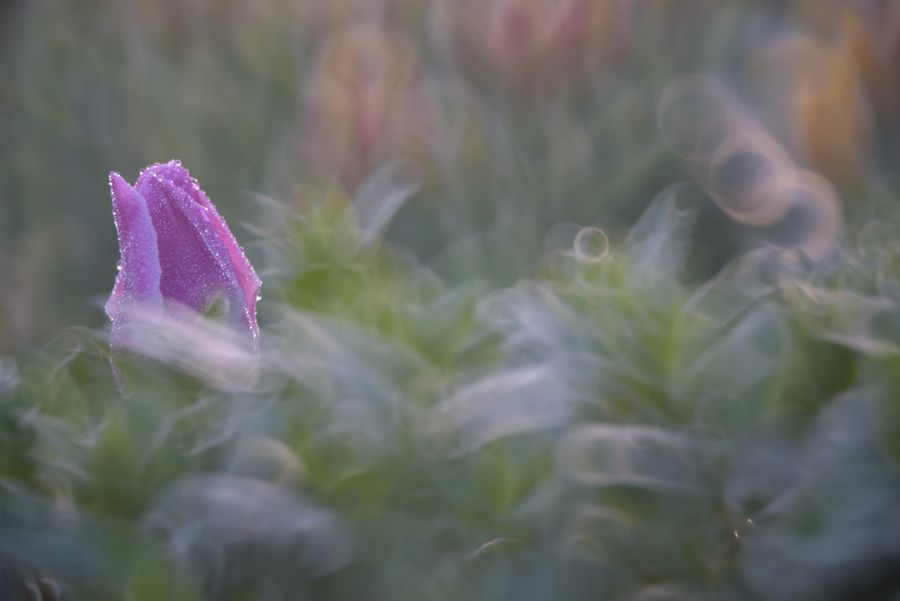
[754,4,900,189]
[789,37,873,188]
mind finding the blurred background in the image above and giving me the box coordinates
[2,0,900,599]
[2,0,895,351]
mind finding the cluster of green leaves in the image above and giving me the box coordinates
[3,189,900,600]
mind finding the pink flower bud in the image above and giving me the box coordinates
[106,161,261,353]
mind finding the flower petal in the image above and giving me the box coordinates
[136,166,260,349]
[138,161,261,316]
[105,172,163,347]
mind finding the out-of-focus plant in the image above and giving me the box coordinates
[788,38,873,189]
[751,2,900,190]
[301,23,433,189]
[430,0,623,87]
[752,31,873,190]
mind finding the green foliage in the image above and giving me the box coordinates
[2,187,900,599]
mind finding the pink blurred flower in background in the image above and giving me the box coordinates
[486,0,617,80]
[106,161,261,352]
[431,0,622,85]
[301,23,432,189]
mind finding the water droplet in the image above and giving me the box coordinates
[573,227,610,263]
[255,295,262,302]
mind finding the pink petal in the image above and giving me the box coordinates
[135,164,260,349]
[106,172,163,347]
[139,161,261,316]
